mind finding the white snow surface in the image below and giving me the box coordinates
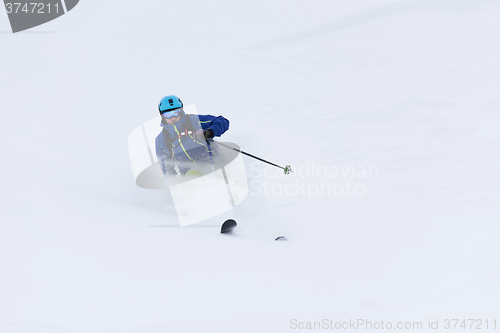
[1,0,500,332]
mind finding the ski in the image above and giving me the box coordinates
[221,219,237,233]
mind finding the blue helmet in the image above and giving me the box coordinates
[158,95,183,114]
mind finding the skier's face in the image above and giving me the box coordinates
[162,109,182,124]
[164,115,181,124]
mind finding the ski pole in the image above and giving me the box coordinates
[209,140,292,175]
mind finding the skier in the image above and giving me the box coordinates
[155,95,230,177]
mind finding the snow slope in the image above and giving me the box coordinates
[1,0,499,332]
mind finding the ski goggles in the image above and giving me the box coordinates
[161,108,182,119]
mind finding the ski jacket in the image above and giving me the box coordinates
[155,113,230,175]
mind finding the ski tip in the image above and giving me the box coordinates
[275,236,287,241]
[221,219,237,233]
